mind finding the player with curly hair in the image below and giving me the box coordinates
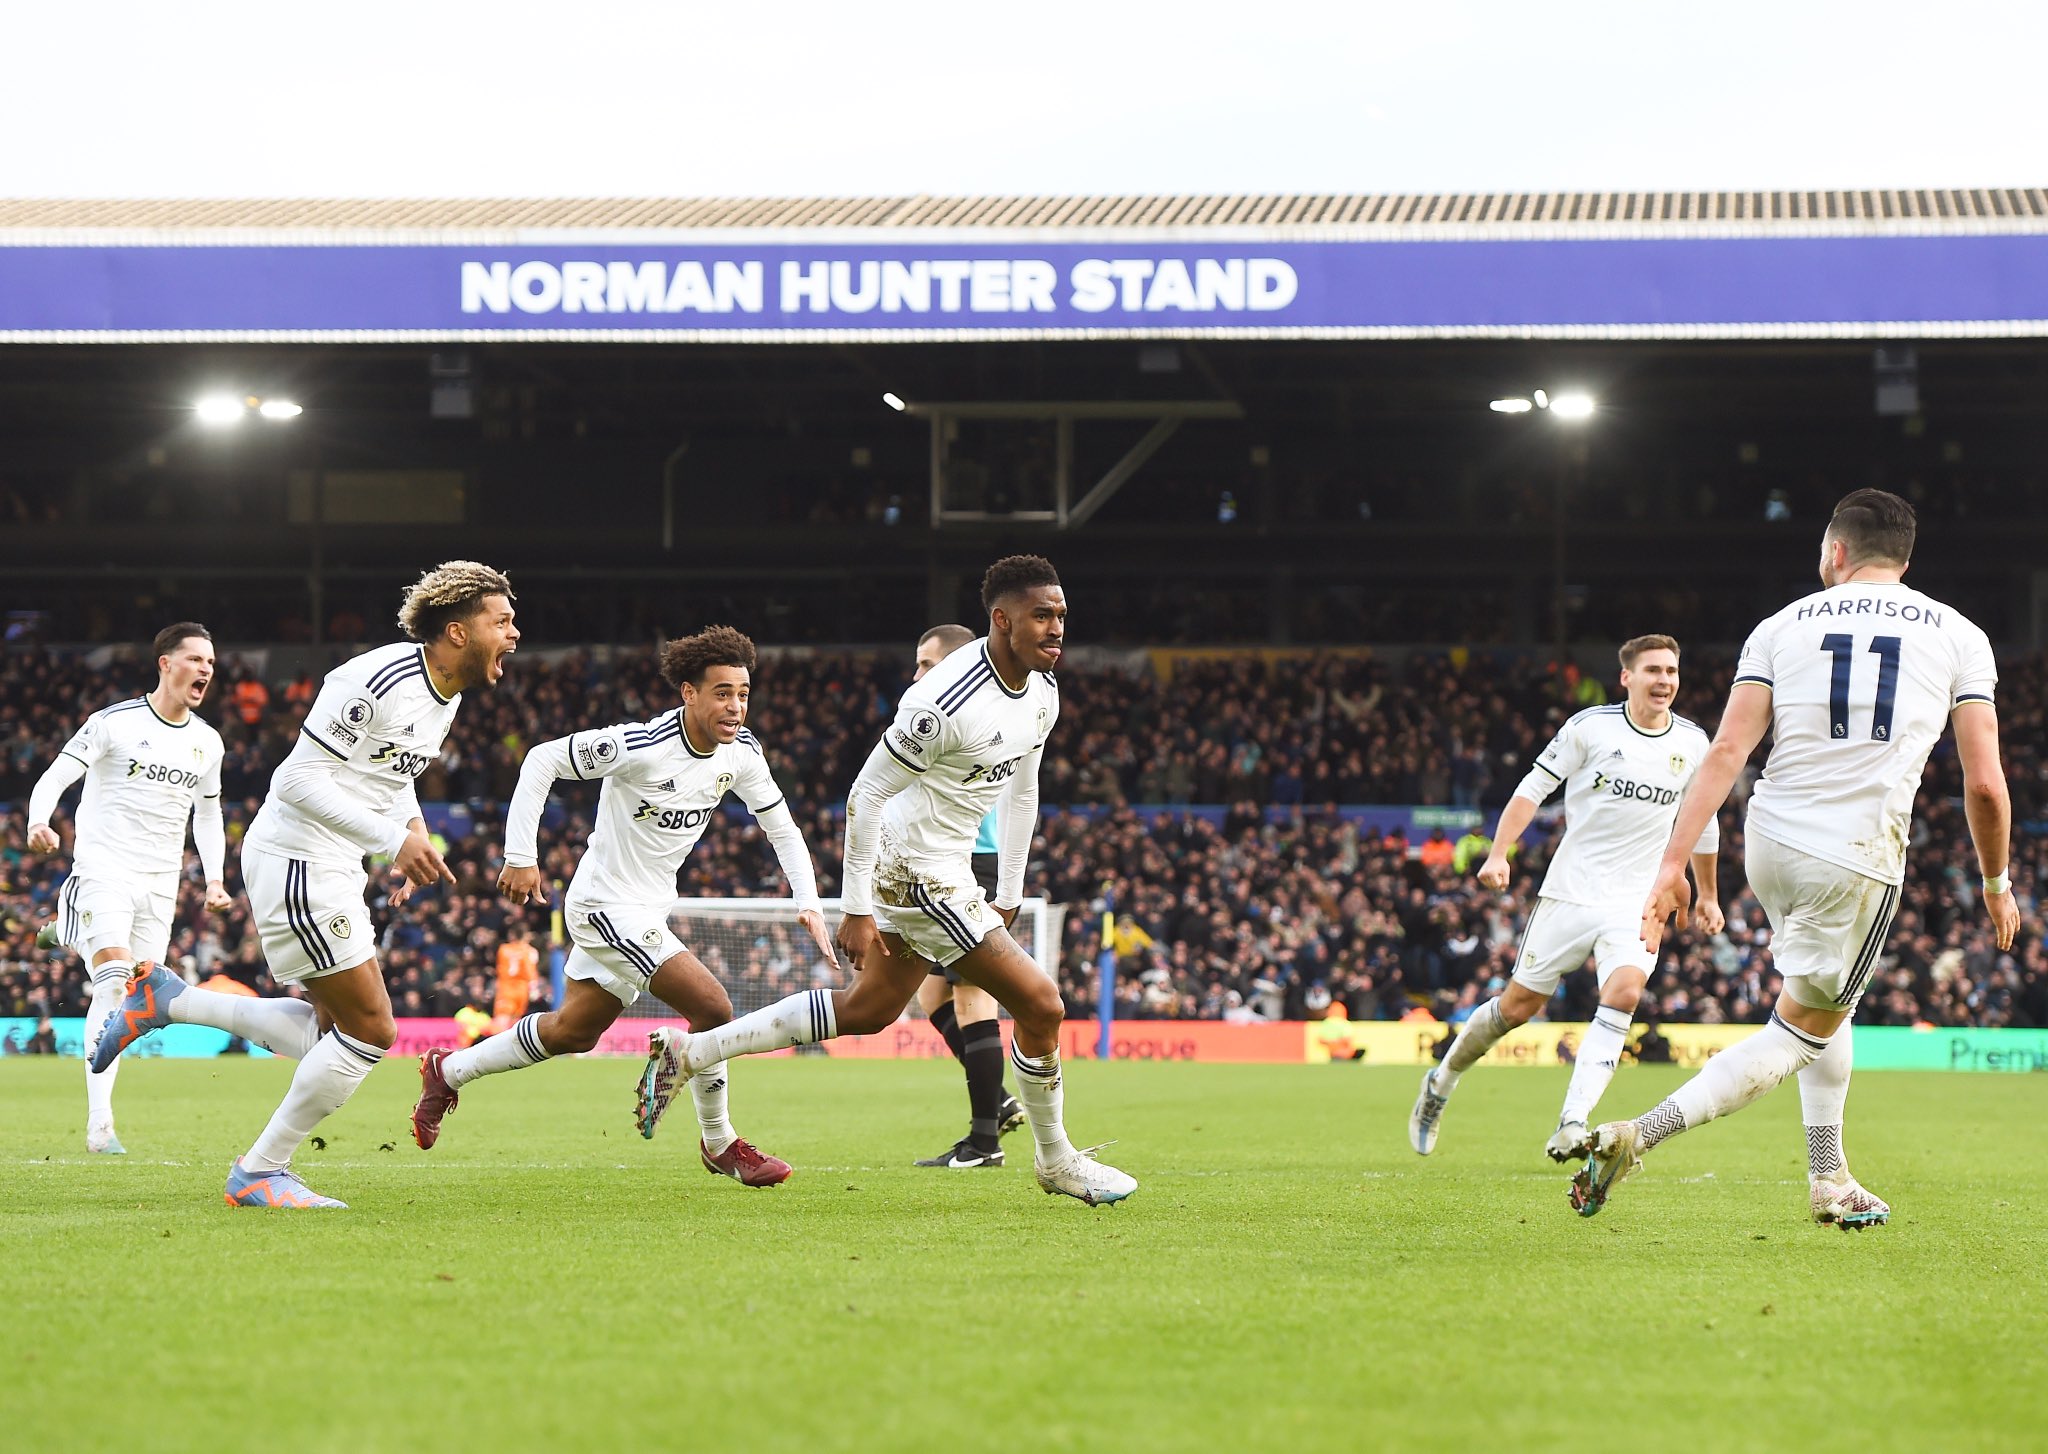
[409,625,836,1188]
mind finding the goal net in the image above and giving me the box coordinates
[627,896,1065,1020]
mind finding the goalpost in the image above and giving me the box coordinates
[625,896,1066,1020]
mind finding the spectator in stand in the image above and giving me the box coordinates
[3,645,2042,1031]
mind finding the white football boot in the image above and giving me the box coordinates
[1408,1067,1450,1155]
[1035,1145,1137,1205]
[1545,1120,1591,1163]
[1570,1120,1644,1217]
[1811,1170,1890,1230]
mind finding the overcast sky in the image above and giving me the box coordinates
[6,1,2044,201]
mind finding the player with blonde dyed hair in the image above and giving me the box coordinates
[94,561,520,1209]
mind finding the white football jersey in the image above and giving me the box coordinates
[515,712,790,908]
[244,642,462,868]
[1736,581,1995,885]
[57,697,224,879]
[871,638,1057,872]
[1517,705,1718,908]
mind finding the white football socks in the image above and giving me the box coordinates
[692,1066,735,1155]
[442,1014,550,1089]
[1009,1044,1075,1161]
[692,988,836,1070]
[242,1027,385,1172]
[1799,1023,1853,1178]
[170,984,322,1060]
[1638,1013,1829,1150]
[1433,997,1510,1094]
[83,966,130,1127]
[1558,1005,1633,1127]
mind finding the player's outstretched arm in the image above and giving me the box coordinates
[1643,682,1770,953]
[497,733,580,905]
[754,801,838,969]
[836,736,924,963]
[191,790,233,912]
[991,742,1044,926]
[24,750,89,854]
[1688,850,1725,936]
[1952,701,2018,951]
[1477,796,1540,891]
[1481,721,1580,889]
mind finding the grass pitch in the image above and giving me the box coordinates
[4,1054,2044,1453]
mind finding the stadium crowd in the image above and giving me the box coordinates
[3,644,2043,1039]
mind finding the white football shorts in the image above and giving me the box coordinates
[563,899,686,1008]
[243,845,376,984]
[56,871,179,975]
[874,850,1000,970]
[1746,830,1900,1014]
[1509,896,1657,996]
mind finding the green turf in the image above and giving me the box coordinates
[3,1055,2044,1453]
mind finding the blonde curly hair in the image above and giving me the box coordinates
[396,560,515,642]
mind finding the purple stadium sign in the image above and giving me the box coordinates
[1,234,2046,340]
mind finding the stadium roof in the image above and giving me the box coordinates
[3,187,2046,238]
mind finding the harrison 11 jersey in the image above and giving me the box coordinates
[1735,580,1995,886]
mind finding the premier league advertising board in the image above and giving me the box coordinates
[2,232,2047,340]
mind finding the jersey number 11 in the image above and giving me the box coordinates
[1820,634,1902,741]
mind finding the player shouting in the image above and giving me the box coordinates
[93,562,519,1209]
[27,623,229,1155]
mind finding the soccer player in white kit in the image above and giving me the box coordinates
[1576,491,2017,1225]
[26,623,229,1155]
[1409,635,1720,1162]
[92,563,520,1209]
[642,556,1137,1205]
[408,626,837,1187]
[908,623,1024,1169]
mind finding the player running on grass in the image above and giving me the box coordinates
[27,622,230,1156]
[1409,634,1719,1162]
[1575,489,2016,1226]
[92,562,519,1209]
[409,626,835,1187]
[638,555,1136,1205]
[909,623,1025,1169]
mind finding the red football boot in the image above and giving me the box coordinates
[702,1137,792,1187]
[411,1047,459,1150]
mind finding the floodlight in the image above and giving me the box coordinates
[258,399,303,420]
[195,395,246,425]
[1489,398,1534,414]
[882,392,907,411]
[1549,393,1596,421]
